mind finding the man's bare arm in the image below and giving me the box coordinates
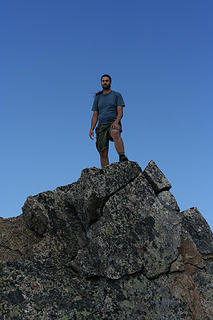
[89,111,98,140]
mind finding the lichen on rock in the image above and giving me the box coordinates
[0,160,212,319]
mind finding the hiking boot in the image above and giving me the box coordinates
[119,154,128,162]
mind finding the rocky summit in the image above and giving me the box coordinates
[0,160,213,320]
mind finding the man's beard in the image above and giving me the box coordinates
[103,84,111,90]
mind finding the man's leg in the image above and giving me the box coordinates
[99,148,109,168]
[110,129,125,154]
[110,129,128,161]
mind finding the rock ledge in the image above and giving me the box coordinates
[0,160,212,320]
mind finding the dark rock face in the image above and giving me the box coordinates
[0,160,212,319]
[143,160,172,193]
[181,207,213,256]
[72,171,181,280]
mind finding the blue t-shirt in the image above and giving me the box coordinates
[91,90,125,124]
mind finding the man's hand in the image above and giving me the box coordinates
[89,128,94,140]
[111,120,120,130]
[111,107,123,130]
[89,111,98,140]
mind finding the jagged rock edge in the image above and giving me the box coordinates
[70,176,185,282]
[85,169,142,228]
[69,171,143,268]
[77,255,183,282]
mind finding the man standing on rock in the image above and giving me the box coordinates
[89,74,128,168]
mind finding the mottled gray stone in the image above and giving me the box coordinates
[192,269,213,319]
[170,254,185,273]
[143,160,172,193]
[0,160,213,320]
[157,190,180,212]
[22,196,50,236]
[72,172,182,279]
[68,161,142,230]
[203,260,213,276]
[178,226,204,269]
[181,207,213,256]
[99,273,194,320]
[21,188,88,269]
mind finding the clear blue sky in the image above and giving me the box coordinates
[1,1,212,231]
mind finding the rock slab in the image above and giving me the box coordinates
[0,160,212,320]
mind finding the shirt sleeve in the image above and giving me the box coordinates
[116,93,125,107]
[92,95,98,111]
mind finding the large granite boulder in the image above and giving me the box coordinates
[0,160,212,319]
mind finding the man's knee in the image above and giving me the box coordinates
[110,129,120,141]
